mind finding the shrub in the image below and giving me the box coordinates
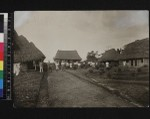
[118,67,122,72]
[88,68,94,73]
[95,65,99,70]
[143,64,148,67]
[137,67,142,73]
[73,65,78,70]
[84,64,90,69]
[106,72,112,78]
[80,64,85,68]
[131,72,136,77]
[99,68,105,75]
[105,65,136,80]
[88,67,100,74]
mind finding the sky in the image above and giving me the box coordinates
[14,11,149,62]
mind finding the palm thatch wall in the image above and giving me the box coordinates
[14,30,46,63]
[119,38,149,60]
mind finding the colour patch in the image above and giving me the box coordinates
[0,33,4,42]
[0,61,3,70]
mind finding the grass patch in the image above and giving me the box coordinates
[72,69,149,106]
[108,83,149,106]
[13,71,43,107]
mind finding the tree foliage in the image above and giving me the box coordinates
[86,51,98,62]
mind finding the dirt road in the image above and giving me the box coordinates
[45,70,136,107]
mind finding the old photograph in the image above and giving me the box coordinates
[13,11,149,107]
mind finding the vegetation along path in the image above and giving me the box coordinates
[36,72,49,107]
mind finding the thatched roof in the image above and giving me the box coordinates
[14,30,20,50]
[119,38,149,60]
[14,30,46,63]
[54,50,82,61]
[99,48,120,62]
[29,42,45,60]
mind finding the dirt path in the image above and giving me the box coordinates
[66,69,148,107]
[36,72,49,107]
[47,71,136,107]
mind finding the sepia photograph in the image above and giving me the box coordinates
[13,11,149,108]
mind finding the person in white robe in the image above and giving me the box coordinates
[39,61,44,73]
[14,63,21,76]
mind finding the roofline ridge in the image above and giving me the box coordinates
[58,50,77,51]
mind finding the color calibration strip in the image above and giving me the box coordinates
[0,15,4,97]
[6,13,12,100]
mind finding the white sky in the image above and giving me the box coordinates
[14,11,149,62]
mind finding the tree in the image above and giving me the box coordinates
[86,51,98,62]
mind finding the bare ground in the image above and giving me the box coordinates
[47,70,135,107]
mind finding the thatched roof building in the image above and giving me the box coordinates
[54,50,82,61]
[119,38,149,60]
[99,48,120,62]
[29,42,45,60]
[14,30,45,63]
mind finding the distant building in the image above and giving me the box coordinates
[54,50,82,64]
[119,38,149,67]
[99,48,120,67]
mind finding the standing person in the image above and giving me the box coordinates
[47,60,52,72]
[123,61,126,66]
[61,60,65,71]
[33,60,36,71]
[106,62,109,70]
[55,61,59,71]
[14,63,21,76]
[70,62,73,69]
[77,62,81,69]
[66,62,69,69]
[39,61,44,73]
[91,62,95,68]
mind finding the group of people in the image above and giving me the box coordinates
[33,60,44,73]
[54,61,81,71]
[32,60,82,72]
[88,61,97,68]
[87,61,110,69]
[14,59,111,76]
[33,60,53,73]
